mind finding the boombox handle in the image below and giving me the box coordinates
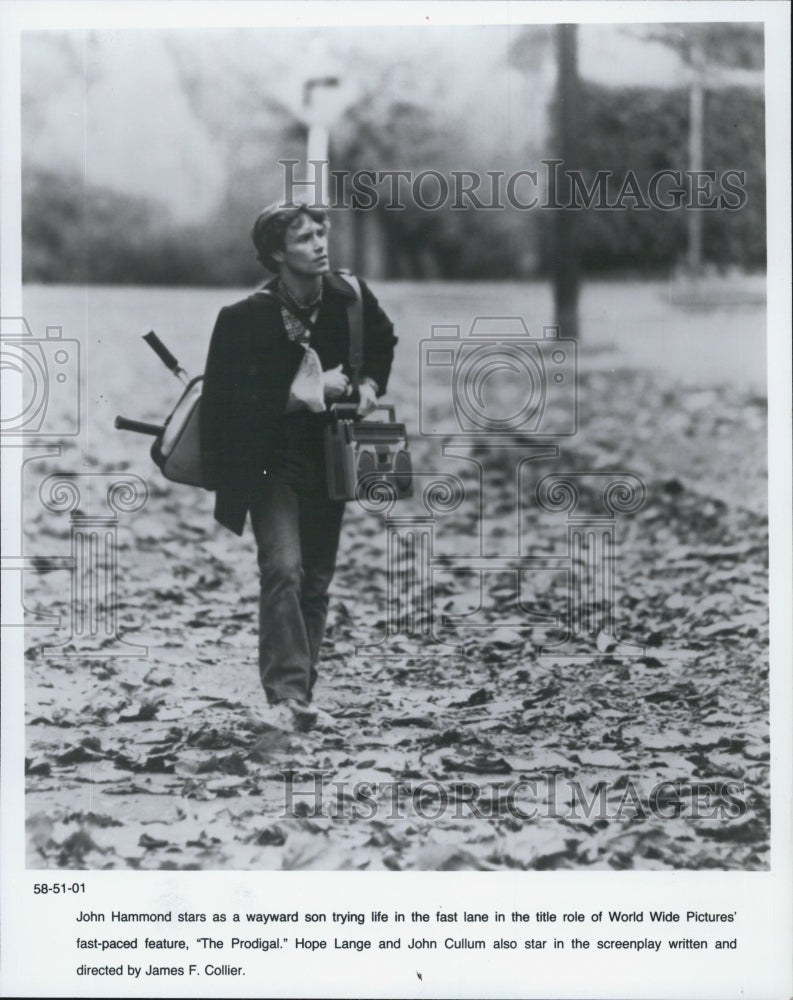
[329,403,397,423]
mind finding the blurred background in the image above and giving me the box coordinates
[21,22,765,290]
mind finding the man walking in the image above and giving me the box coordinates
[200,202,396,731]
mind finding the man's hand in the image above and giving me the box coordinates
[357,378,378,417]
[323,364,351,401]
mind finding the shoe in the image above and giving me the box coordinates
[282,699,318,733]
[247,702,295,734]
[288,701,338,732]
[310,706,338,731]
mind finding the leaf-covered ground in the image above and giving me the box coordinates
[21,280,769,871]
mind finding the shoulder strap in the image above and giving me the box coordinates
[253,275,363,386]
[335,270,363,394]
[250,284,278,302]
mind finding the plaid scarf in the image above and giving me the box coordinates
[277,280,323,345]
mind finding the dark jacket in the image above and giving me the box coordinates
[200,272,396,535]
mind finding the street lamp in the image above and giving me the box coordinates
[301,54,351,207]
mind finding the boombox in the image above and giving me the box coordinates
[324,404,413,502]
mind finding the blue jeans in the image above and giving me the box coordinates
[248,416,345,705]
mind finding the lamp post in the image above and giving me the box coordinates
[303,75,339,205]
[301,53,350,207]
[684,44,763,278]
[687,39,706,277]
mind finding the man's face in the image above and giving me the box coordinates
[272,214,329,279]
